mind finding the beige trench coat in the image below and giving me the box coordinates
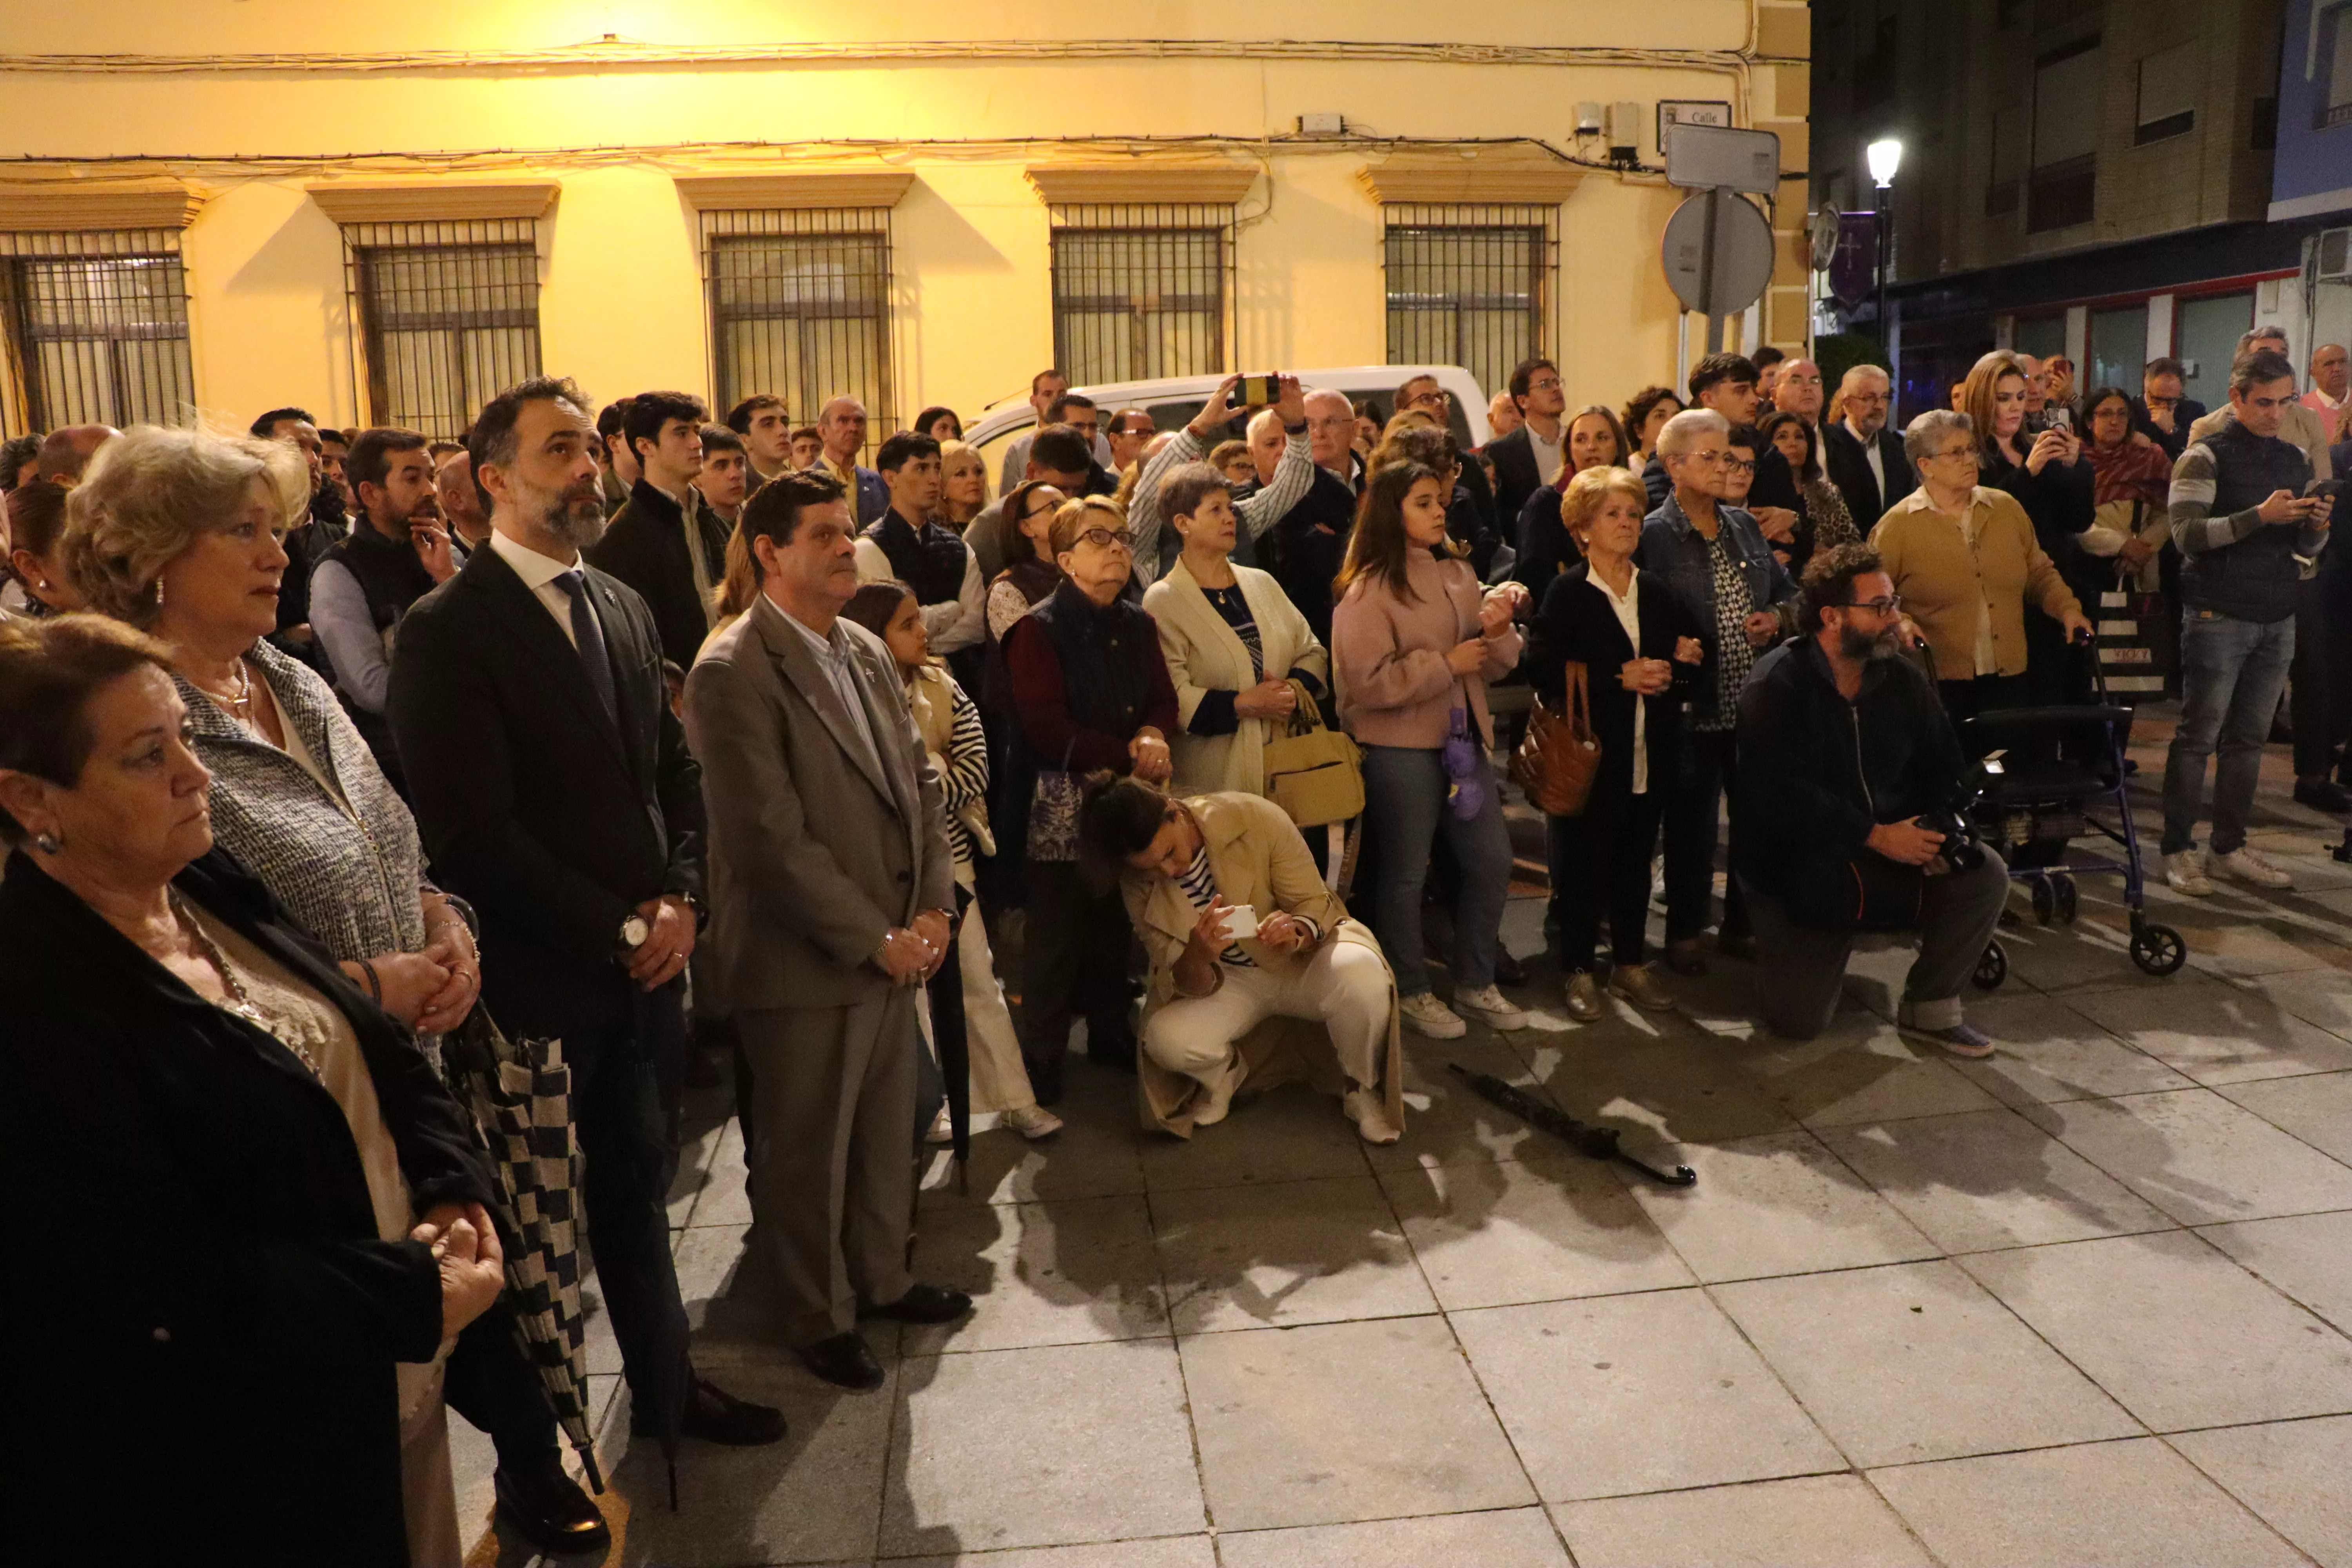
[1120,791,1405,1138]
[1143,557,1330,797]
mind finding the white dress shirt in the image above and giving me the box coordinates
[1589,567,1649,794]
[489,529,587,649]
[1529,423,1566,486]
[1844,417,1885,501]
[761,592,883,780]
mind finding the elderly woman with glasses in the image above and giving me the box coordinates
[1001,494,1178,1102]
[1870,408,2091,722]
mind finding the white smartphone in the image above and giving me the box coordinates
[1219,904,1259,942]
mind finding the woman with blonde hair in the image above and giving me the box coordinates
[1957,348,2095,699]
[938,438,991,532]
[1526,467,1705,1018]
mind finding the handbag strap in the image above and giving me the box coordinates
[1285,678,1329,736]
[1564,662,1591,729]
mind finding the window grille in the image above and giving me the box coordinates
[2323,2,2352,130]
[0,229,194,433]
[339,218,541,439]
[1048,203,1233,387]
[1382,205,1557,404]
[702,206,894,454]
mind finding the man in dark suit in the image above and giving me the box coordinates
[1485,356,1567,526]
[585,389,732,671]
[684,469,972,1390]
[388,375,785,1463]
[1821,363,1917,526]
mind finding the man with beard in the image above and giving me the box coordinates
[1732,542,2010,1054]
[310,427,457,793]
[388,376,787,1470]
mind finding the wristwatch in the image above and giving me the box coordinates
[619,914,651,951]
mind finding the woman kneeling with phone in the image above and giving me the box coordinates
[1078,774,1404,1144]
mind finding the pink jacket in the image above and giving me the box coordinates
[1332,552,1521,749]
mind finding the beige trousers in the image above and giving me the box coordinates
[1142,941,1390,1090]
[397,1368,461,1568]
[956,902,1038,1114]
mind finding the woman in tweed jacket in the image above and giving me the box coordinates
[60,424,480,1035]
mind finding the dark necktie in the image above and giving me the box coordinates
[554,569,619,727]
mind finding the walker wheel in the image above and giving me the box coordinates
[2030,876,2054,925]
[2052,873,2079,924]
[1973,940,2008,990]
[2131,924,2187,976]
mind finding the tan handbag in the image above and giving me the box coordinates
[1263,680,1365,828]
[1510,662,1603,817]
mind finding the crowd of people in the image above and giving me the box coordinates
[0,330,2341,1563]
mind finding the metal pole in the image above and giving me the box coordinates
[1873,182,1890,352]
[1700,187,1725,355]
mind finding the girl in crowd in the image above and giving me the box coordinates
[842,579,1061,1140]
[984,480,1067,642]
[1331,460,1528,1040]
[1756,410,1859,576]
[1622,386,1684,465]
[1525,467,1704,1020]
[3,479,80,618]
[914,405,964,442]
[1142,462,1330,797]
[1960,349,2095,701]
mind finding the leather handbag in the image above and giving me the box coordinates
[1263,681,1365,828]
[1510,662,1602,817]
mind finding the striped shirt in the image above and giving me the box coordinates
[1173,842,1320,967]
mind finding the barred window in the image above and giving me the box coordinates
[340,219,542,439]
[1049,204,1233,387]
[1382,206,1557,405]
[0,229,194,432]
[703,207,894,452]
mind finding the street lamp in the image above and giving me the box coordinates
[1866,138,1903,352]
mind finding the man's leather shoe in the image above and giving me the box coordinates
[1493,945,1528,985]
[800,1332,886,1391]
[864,1283,973,1325]
[1663,939,1708,976]
[494,1460,610,1555]
[632,1376,788,1445]
[2296,777,2352,813]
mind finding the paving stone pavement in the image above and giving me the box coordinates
[457,714,2352,1566]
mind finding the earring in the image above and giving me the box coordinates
[33,831,61,855]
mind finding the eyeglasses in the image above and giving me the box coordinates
[1925,446,1979,465]
[1721,456,1758,474]
[1526,377,1564,392]
[1405,388,1450,407]
[1845,595,1902,614]
[1684,449,1729,467]
[1074,527,1132,551]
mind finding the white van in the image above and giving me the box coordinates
[962,364,1493,470]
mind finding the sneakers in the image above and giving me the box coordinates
[1343,1086,1402,1145]
[1902,1019,1997,1058]
[924,1105,955,1145]
[1453,984,1529,1032]
[2214,846,2294,889]
[1606,962,1675,1013]
[1399,991,1468,1039]
[1003,1103,1064,1141]
[2165,849,2215,897]
[1564,970,1605,1022]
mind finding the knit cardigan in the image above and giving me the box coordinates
[1869,485,2079,682]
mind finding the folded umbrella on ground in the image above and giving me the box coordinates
[1445,1062,1697,1186]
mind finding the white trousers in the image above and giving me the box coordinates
[1142,941,1390,1089]
[958,899,1037,1113]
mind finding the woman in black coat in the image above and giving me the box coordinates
[1963,350,2096,702]
[0,614,504,1568]
[1526,468,1704,1021]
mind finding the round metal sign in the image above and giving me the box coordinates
[1661,190,1775,319]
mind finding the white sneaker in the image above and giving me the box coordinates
[1343,1086,1401,1145]
[1399,991,1468,1039]
[2213,847,2293,889]
[1453,984,1528,1032]
[924,1104,955,1145]
[1003,1103,1064,1141]
[1190,1054,1247,1126]
[2164,849,2214,897]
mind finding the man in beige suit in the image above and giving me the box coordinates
[682,469,971,1391]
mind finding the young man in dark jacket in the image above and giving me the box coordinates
[1733,542,2011,1053]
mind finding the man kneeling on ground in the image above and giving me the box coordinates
[1079,775,1404,1143]
[1733,542,2011,1056]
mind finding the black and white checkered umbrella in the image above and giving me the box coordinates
[447,1014,607,1495]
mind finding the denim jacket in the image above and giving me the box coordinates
[1635,492,1796,724]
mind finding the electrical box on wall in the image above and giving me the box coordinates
[1607,101,1645,162]
[1296,113,1347,136]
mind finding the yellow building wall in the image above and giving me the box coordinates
[0,0,1809,434]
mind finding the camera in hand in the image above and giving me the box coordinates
[1918,752,2003,872]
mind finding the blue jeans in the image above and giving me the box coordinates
[2162,609,2296,856]
[1360,744,1511,996]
